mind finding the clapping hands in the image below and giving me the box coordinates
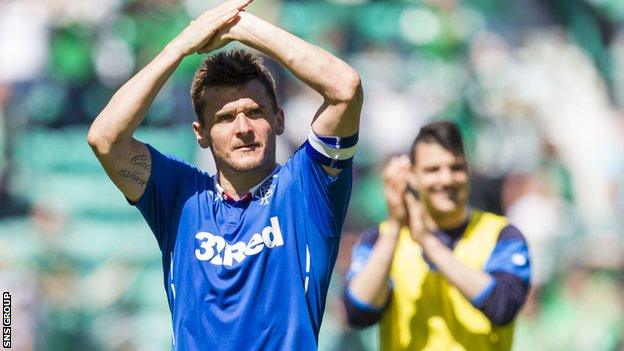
[169,0,252,56]
[382,156,433,244]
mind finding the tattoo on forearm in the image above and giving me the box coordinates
[119,169,147,187]
[130,154,152,172]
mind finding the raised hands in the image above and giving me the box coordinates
[382,156,411,227]
[382,155,434,244]
[169,0,252,56]
[403,171,433,245]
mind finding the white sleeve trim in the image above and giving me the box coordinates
[307,129,357,161]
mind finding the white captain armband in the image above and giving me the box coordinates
[304,129,358,169]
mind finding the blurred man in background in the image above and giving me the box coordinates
[343,121,530,350]
[87,0,362,349]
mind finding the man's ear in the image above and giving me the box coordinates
[275,107,285,135]
[192,121,210,148]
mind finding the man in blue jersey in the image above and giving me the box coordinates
[343,121,530,350]
[87,0,362,349]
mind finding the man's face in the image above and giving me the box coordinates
[193,79,284,173]
[411,142,469,216]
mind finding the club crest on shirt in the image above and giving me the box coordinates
[256,174,278,205]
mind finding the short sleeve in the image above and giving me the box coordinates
[284,143,353,240]
[470,225,532,324]
[483,225,531,285]
[346,228,380,281]
[342,228,390,328]
[129,144,197,251]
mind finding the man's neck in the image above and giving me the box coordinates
[429,207,469,231]
[217,163,277,200]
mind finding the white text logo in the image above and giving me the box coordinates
[194,217,284,267]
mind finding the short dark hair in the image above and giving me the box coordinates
[410,120,465,164]
[190,49,279,125]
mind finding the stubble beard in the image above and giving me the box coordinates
[213,145,275,174]
[228,155,267,172]
[211,132,278,176]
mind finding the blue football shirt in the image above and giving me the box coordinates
[131,141,352,350]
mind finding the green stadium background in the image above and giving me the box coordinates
[1,0,623,349]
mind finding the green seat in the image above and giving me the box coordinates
[13,125,197,174]
[0,218,40,265]
[133,125,197,163]
[63,219,159,266]
[13,127,101,173]
[9,171,134,217]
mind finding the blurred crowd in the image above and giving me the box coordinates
[1,0,624,350]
